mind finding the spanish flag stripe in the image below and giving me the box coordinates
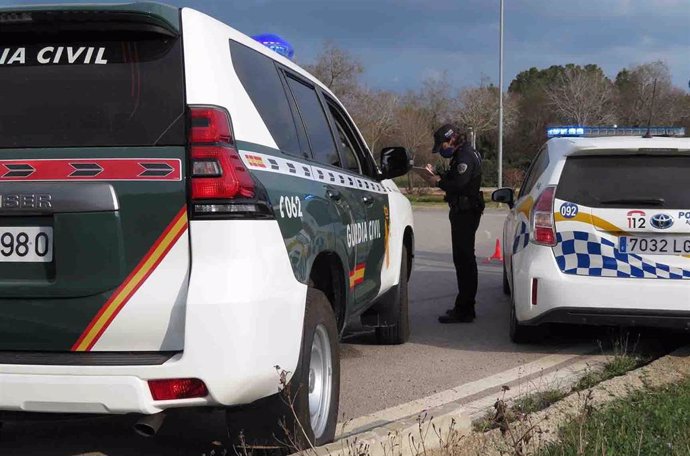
[71,207,188,352]
[349,263,366,288]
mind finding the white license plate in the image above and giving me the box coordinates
[619,235,690,255]
[0,227,53,262]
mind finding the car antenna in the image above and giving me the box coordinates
[643,79,658,138]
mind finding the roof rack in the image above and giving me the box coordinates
[546,126,686,138]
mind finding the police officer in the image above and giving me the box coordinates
[426,124,484,323]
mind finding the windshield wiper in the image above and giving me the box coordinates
[600,197,665,206]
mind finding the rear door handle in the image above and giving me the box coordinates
[327,189,342,201]
[362,195,374,206]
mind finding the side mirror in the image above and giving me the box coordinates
[379,146,412,180]
[492,188,515,209]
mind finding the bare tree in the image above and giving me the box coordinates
[420,72,453,128]
[546,65,616,125]
[616,61,688,126]
[303,41,363,104]
[347,88,399,154]
[393,93,434,160]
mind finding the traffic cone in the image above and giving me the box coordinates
[488,239,503,262]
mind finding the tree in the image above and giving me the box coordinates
[347,88,399,154]
[615,61,687,126]
[303,41,363,104]
[419,72,453,129]
[545,64,616,125]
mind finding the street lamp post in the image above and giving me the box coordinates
[497,0,504,189]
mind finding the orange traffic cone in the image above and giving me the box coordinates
[488,239,503,262]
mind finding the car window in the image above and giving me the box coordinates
[324,97,377,177]
[0,33,185,148]
[285,75,339,167]
[333,120,361,174]
[519,147,549,198]
[230,41,302,156]
[557,154,690,208]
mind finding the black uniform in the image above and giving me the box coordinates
[437,142,484,317]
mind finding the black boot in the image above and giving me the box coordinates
[439,308,475,323]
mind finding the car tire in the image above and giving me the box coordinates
[375,245,410,345]
[226,288,340,452]
[508,282,541,344]
[502,261,511,296]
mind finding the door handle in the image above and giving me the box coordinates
[327,189,342,201]
[362,195,374,206]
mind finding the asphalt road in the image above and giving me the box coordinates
[0,207,663,455]
[339,207,564,420]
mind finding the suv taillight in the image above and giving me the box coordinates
[531,186,557,246]
[189,106,254,201]
[189,106,255,214]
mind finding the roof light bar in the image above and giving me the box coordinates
[251,33,294,59]
[546,126,686,138]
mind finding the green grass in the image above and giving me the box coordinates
[513,389,567,415]
[473,351,648,433]
[574,353,647,392]
[472,389,567,432]
[405,194,446,204]
[539,378,690,456]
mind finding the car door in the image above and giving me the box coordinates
[506,147,549,279]
[281,73,361,290]
[323,96,387,308]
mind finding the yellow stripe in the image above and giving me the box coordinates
[554,212,625,233]
[516,196,534,220]
[75,213,188,351]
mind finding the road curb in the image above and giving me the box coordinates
[305,403,471,456]
[294,350,606,456]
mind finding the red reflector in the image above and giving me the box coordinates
[190,145,254,199]
[531,278,538,306]
[148,378,208,401]
[535,227,556,245]
[532,186,557,246]
[191,108,232,144]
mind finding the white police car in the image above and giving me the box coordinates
[492,126,690,343]
[0,3,414,448]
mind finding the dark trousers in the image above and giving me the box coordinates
[450,209,482,314]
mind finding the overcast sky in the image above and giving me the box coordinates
[4,0,690,92]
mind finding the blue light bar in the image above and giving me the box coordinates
[251,33,294,59]
[547,126,686,138]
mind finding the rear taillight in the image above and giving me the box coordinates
[188,106,254,203]
[531,186,557,246]
[148,378,208,401]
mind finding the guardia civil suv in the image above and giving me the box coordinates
[0,3,414,447]
[493,127,690,343]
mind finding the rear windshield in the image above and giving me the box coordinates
[557,154,690,209]
[0,31,185,148]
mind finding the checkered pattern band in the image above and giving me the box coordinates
[554,231,690,279]
[238,150,396,194]
[513,221,529,254]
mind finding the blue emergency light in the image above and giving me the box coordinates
[546,126,686,138]
[251,33,294,59]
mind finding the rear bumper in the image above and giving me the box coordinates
[0,374,166,415]
[0,220,307,415]
[513,245,690,328]
[523,307,690,330]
